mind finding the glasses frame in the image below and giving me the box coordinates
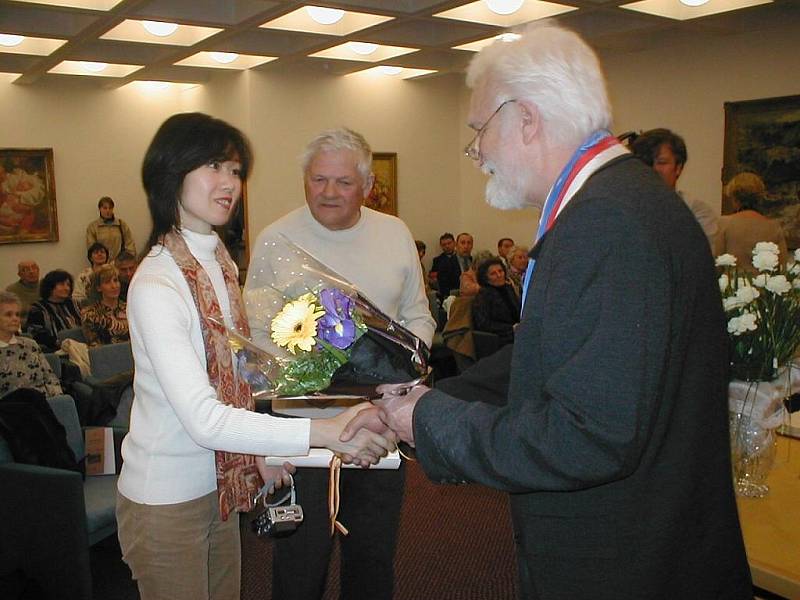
[463,99,517,161]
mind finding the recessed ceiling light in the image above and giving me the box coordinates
[260,7,392,36]
[348,42,378,55]
[305,6,345,25]
[679,0,709,5]
[141,21,179,37]
[0,34,25,47]
[81,61,108,73]
[621,0,771,20]
[497,33,521,42]
[484,0,525,15]
[210,52,239,64]
[435,0,575,26]
[452,32,521,52]
[310,42,417,63]
[174,52,277,70]
[48,60,142,77]
[377,66,403,75]
[349,66,436,79]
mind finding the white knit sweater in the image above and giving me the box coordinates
[245,205,436,350]
[118,229,310,506]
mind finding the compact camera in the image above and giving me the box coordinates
[251,475,303,538]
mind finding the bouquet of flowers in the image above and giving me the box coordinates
[227,235,428,402]
[716,243,800,382]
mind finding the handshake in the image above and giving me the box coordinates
[256,383,430,495]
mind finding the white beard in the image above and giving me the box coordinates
[482,160,530,210]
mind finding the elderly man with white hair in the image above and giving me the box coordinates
[245,127,435,600]
[345,22,751,599]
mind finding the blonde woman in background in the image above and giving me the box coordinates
[714,172,787,271]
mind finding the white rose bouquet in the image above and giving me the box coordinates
[716,244,800,382]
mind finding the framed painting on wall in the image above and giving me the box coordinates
[0,148,59,244]
[366,152,397,216]
[723,94,800,248]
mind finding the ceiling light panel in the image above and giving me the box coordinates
[174,52,277,70]
[309,42,417,62]
[350,65,437,79]
[260,6,393,36]
[620,0,772,20]
[453,33,522,52]
[101,20,222,46]
[48,60,142,77]
[0,35,66,55]
[9,0,123,9]
[434,0,577,26]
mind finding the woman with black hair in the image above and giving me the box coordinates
[73,241,109,305]
[25,269,82,352]
[116,112,393,600]
[471,257,520,347]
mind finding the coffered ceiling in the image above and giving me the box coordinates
[0,0,797,87]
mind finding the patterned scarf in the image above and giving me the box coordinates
[163,229,262,521]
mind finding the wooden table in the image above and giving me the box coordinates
[736,434,800,599]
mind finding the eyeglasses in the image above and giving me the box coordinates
[463,99,517,161]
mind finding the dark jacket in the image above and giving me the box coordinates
[413,156,751,599]
[471,284,520,346]
[431,252,461,300]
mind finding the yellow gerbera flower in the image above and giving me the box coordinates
[271,293,325,355]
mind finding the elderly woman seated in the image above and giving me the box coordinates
[26,269,82,353]
[81,264,129,347]
[506,245,530,297]
[471,258,520,347]
[0,291,63,398]
[714,172,788,272]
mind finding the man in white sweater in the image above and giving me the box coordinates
[245,128,435,600]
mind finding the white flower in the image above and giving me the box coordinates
[752,250,779,272]
[766,275,792,295]
[753,241,780,255]
[794,278,800,289]
[715,254,737,267]
[1,168,46,207]
[789,262,800,276]
[735,284,760,304]
[718,273,729,293]
[794,248,800,263]
[728,312,758,336]
[752,274,768,288]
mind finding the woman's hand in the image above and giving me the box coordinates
[310,402,397,467]
[255,456,296,496]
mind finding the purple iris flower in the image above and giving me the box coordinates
[317,288,357,349]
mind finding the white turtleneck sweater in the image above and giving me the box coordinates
[118,229,311,506]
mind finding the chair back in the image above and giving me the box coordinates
[57,327,86,345]
[88,342,133,380]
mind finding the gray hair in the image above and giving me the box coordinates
[0,290,21,306]
[300,127,373,182]
[508,245,529,260]
[466,22,611,147]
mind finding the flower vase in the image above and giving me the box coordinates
[728,376,789,498]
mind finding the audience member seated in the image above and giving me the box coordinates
[497,237,514,268]
[714,172,788,272]
[5,260,40,326]
[415,239,429,291]
[81,264,129,347]
[0,291,63,398]
[26,269,82,352]
[471,258,520,347]
[72,241,109,306]
[114,251,138,302]
[507,245,529,296]
[430,232,457,298]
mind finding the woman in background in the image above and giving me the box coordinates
[116,112,392,600]
[26,269,81,352]
[472,257,520,347]
[81,263,129,347]
[73,241,109,306]
[714,172,788,271]
[507,245,529,297]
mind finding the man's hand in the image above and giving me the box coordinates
[374,383,431,447]
[255,457,295,496]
